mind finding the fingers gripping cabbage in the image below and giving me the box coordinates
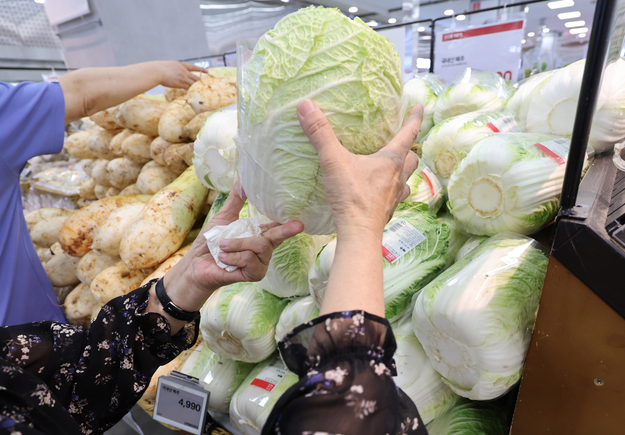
[238,6,404,235]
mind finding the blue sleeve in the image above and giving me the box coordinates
[0,81,66,176]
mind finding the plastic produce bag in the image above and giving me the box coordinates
[236,6,405,235]
[203,217,263,272]
[412,233,548,400]
[274,296,320,345]
[401,159,445,214]
[200,282,288,363]
[404,73,446,142]
[230,356,298,435]
[179,341,255,413]
[433,68,515,124]
[421,110,520,184]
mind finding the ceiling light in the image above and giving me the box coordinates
[34,0,45,3]
[444,9,454,16]
[522,39,527,44]
[422,35,432,40]
[456,14,466,21]
[525,6,530,13]
[348,6,358,13]
[579,33,587,38]
[281,0,289,2]
[565,20,585,28]
[388,18,397,24]
[548,0,575,9]
[416,58,431,69]
[543,27,550,33]
[570,27,588,34]
[558,11,581,19]
[528,32,535,37]
[417,26,425,32]
[366,20,378,27]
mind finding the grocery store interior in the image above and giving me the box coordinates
[3,0,625,434]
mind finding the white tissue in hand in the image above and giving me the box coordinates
[203,217,263,272]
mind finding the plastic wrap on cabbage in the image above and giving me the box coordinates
[402,159,445,214]
[274,296,320,345]
[436,213,469,268]
[455,235,487,263]
[504,70,555,129]
[426,398,509,435]
[412,233,548,400]
[193,105,238,193]
[433,69,515,124]
[200,282,288,363]
[237,6,404,235]
[259,234,333,298]
[392,315,458,424]
[512,59,625,154]
[447,133,587,236]
[179,341,255,413]
[309,203,451,321]
[229,356,298,435]
[422,111,520,184]
[404,73,446,142]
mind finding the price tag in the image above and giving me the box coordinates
[487,116,521,133]
[534,138,571,165]
[382,219,426,263]
[421,167,443,197]
[250,358,289,392]
[153,372,209,435]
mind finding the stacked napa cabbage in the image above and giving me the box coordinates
[193,105,238,193]
[506,58,625,154]
[447,133,586,236]
[200,282,288,363]
[403,73,446,142]
[421,111,520,184]
[392,315,458,424]
[402,159,445,214]
[309,203,451,321]
[274,296,320,345]
[426,398,509,435]
[412,233,548,400]
[237,6,404,235]
[433,69,515,124]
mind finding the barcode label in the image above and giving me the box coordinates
[250,358,288,392]
[534,139,571,165]
[382,219,426,263]
[421,167,443,196]
[487,116,521,133]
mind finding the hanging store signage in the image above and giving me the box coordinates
[434,20,525,83]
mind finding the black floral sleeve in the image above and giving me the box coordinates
[262,311,428,435]
[0,281,198,435]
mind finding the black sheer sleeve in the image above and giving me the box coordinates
[262,311,428,435]
[0,281,198,435]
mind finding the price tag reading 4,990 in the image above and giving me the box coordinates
[153,374,209,435]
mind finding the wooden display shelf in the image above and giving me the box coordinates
[510,256,625,434]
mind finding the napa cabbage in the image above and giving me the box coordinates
[402,159,445,214]
[426,398,509,435]
[412,233,548,400]
[433,69,515,124]
[404,73,446,141]
[274,296,320,345]
[237,6,404,235]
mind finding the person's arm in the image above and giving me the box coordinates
[58,61,205,124]
[296,99,423,317]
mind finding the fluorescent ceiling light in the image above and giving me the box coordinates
[558,11,581,19]
[388,18,397,24]
[528,32,535,37]
[565,20,585,28]
[417,26,425,32]
[456,14,466,21]
[416,58,431,69]
[444,9,454,16]
[570,27,588,34]
[34,0,45,3]
[281,0,289,2]
[348,6,358,13]
[579,33,587,37]
[548,0,575,9]
[366,20,378,26]
[543,27,550,33]
[422,35,432,40]
[522,39,527,44]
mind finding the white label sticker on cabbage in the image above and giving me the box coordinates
[421,167,443,196]
[534,138,571,166]
[382,219,426,263]
[250,359,289,394]
[487,116,521,133]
